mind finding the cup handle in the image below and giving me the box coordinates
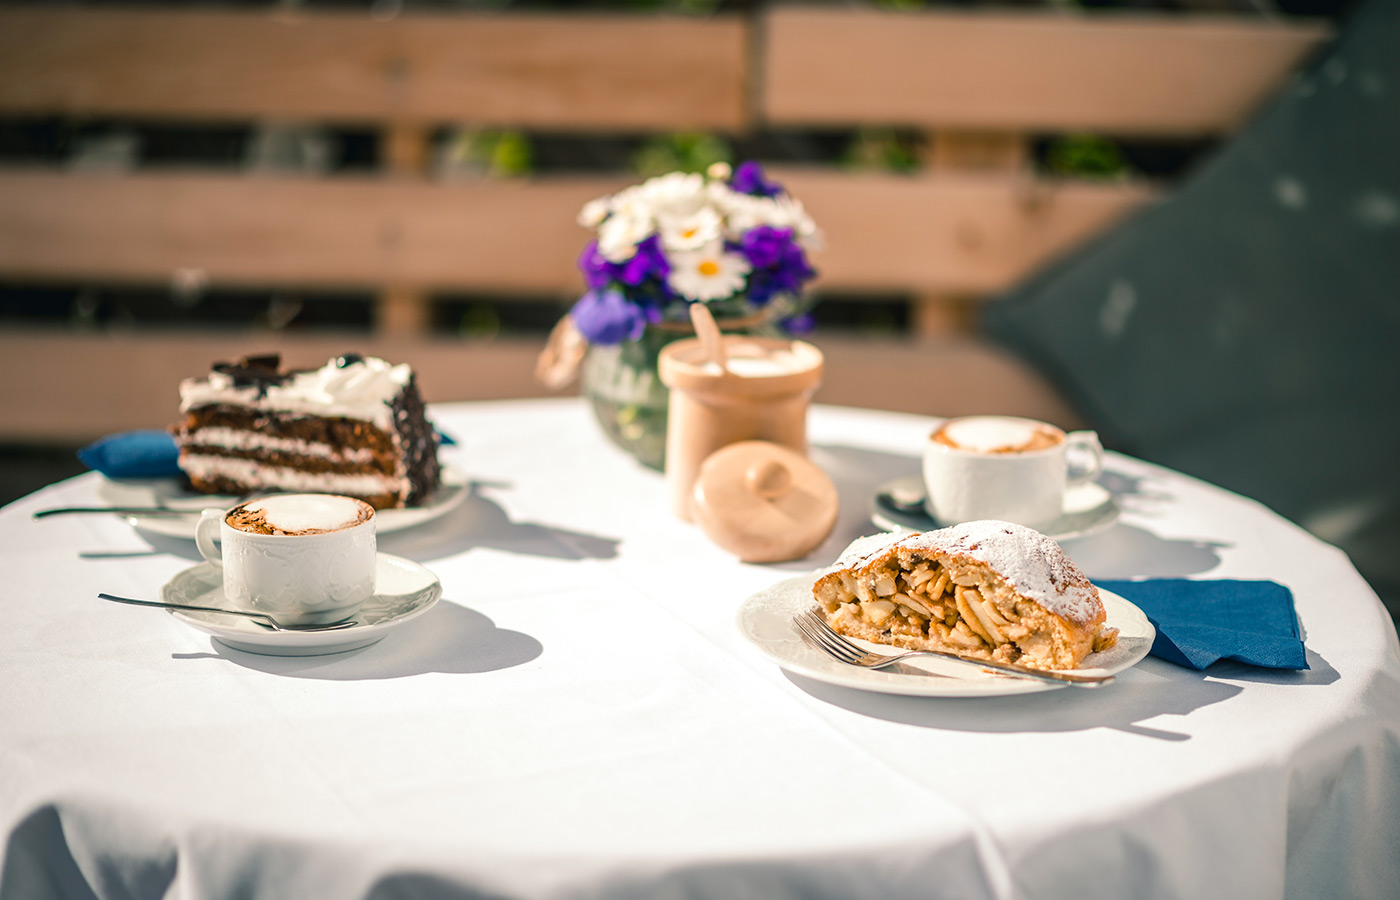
[194,509,224,568]
[1065,431,1103,486]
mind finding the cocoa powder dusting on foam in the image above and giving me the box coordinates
[224,500,370,536]
[225,506,281,535]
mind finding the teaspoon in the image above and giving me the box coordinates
[97,593,358,632]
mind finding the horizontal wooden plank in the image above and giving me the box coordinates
[763,9,1330,135]
[0,8,748,131]
[0,168,1157,295]
[775,168,1158,294]
[0,328,1077,443]
[0,170,622,294]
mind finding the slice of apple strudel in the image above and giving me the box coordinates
[813,521,1118,670]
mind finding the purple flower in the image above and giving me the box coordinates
[570,289,647,345]
[739,226,815,303]
[730,161,783,198]
[783,312,817,335]
[740,226,794,270]
[577,242,617,291]
[620,235,669,287]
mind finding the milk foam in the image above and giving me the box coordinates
[939,417,1055,453]
[239,494,370,535]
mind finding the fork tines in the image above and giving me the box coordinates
[794,609,870,665]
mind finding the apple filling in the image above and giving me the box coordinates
[814,555,1117,671]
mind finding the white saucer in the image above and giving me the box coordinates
[737,574,1154,698]
[160,553,441,656]
[98,465,469,541]
[868,475,1121,542]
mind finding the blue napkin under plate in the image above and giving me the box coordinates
[79,426,456,479]
[1095,578,1308,671]
[77,430,181,479]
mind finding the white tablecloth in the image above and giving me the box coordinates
[3,399,1398,900]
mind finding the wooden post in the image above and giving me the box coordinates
[912,131,1029,339]
[377,122,432,336]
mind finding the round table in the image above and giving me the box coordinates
[3,399,1398,900]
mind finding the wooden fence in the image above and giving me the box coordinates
[0,6,1329,441]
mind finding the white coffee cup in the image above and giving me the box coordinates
[922,415,1103,528]
[194,494,377,625]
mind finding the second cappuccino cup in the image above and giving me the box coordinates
[194,493,377,625]
[923,415,1103,529]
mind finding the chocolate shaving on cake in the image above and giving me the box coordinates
[212,354,290,399]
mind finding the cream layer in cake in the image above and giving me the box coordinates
[172,353,441,509]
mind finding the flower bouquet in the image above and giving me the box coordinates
[539,162,821,468]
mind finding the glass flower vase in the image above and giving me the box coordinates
[580,312,779,470]
[580,326,680,471]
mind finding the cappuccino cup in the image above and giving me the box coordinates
[922,416,1103,528]
[194,494,376,625]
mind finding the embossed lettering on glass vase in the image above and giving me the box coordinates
[195,494,376,625]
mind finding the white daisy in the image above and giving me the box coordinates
[577,196,612,229]
[769,195,819,241]
[706,161,733,181]
[640,171,707,220]
[720,193,773,239]
[658,206,722,253]
[668,241,751,302]
[597,208,653,263]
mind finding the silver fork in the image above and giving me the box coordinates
[793,609,1114,688]
[98,593,358,632]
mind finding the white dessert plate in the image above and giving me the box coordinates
[737,574,1153,698]
[160,552,441,656]
[96,465,469,540]
[868,475,1121,543]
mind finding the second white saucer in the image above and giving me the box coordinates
[869,475,1121,542]
[160,552,442,656]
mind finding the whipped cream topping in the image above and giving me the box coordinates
[180,355,411,430]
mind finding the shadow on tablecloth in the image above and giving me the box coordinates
[172,602,542,680]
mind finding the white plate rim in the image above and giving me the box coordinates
[96,464,469,540]
[868,476,1121,543]
[160,552,442,655]
[736,573,1154,698]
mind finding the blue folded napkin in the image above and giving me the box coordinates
[79,425,456,479]
[1096,578,1308,671]
[77,430,181,478]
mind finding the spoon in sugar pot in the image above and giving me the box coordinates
[690,302,728,373]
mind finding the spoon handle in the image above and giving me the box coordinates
[97,593,358,632]
[97,592,270,621]
[34,506,197,519]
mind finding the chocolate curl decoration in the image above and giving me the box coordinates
[213,354,289,398]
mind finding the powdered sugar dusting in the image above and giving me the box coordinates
[837,521,1100,624]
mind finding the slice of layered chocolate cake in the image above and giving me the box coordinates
[172,353,441,509]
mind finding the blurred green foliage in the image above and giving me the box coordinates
[457,301,503,339]
[631,132,732,177]
[1044,133,1131,178]
[843,128,922,173]
[441,129,533,177]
